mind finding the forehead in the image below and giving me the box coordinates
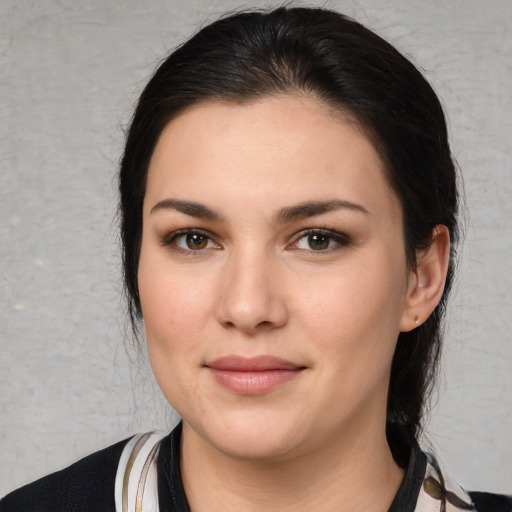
[145,95,401,222]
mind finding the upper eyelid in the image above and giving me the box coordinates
[292,228,350,241]
[159,227,349,247]
[161,228,216,245]
[287,228,351,251]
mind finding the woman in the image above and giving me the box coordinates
[1,6,510,512]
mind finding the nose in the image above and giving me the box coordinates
[216,250,289,335]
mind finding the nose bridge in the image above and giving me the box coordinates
[217,244,287,333]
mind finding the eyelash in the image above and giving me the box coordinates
[291,228,351,252]
[160,229,219,254]
[160,228,351,254]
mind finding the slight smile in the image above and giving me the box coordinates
[205,356,307,395]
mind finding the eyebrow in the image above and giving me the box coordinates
[150,198,370,223]
[272,199,371,224]
[150,199,224,221]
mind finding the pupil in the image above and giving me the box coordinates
[187,234,207,250]
[309,234,329,250]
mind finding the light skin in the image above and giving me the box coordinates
[138,95,450,511]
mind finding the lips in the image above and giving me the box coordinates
[205,355,305,395]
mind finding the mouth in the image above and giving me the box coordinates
[205,355,306,395]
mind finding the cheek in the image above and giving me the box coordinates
[139,243,212,329]
[138,265,206,408]
[137,248,213,372]
[295,261,407,414]
[302,261,405,330]
[141,277,207,348]
[296,254,408,371]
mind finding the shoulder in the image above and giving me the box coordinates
[390,431,511,512]
[469,491,512,512]
[420,452,512,512]
[0,436,132,512]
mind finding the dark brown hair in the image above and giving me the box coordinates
[119,7,459,449]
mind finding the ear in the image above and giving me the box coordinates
[399,225,451,332]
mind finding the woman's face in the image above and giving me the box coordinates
[138,95,415,460]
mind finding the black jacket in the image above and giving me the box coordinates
[1,424,510,512]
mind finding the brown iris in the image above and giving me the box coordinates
[308,233,330,250]
[186,233,208,250]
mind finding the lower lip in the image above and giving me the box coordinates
[208,368,303,395]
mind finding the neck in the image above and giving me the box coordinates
[180,419,405,512]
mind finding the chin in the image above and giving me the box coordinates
[215,431,300,462]
[187,408,307,462]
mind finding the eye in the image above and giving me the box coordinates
[293,230,349,251]
[164,230,219,252]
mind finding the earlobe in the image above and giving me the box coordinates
[399,225,451,332]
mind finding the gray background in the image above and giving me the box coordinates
[1,0,511,496]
